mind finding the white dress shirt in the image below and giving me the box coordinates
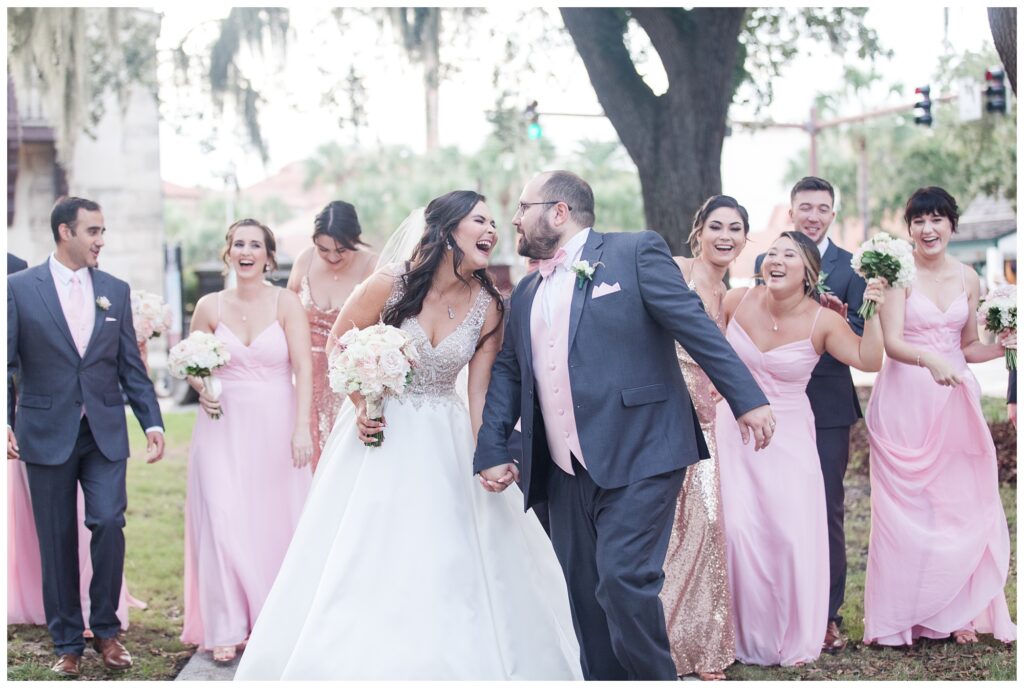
[537,228,591,327]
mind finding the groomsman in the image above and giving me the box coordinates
[7,253,29,425]
[755,176,866,651]
[7,197,165,677]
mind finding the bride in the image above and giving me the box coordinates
[234,191,582,680]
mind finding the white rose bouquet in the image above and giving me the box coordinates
[168,331,232,419]
[851,232,916,319]
[328,323,419,447]
[130,290,173,343]
[978,285,1017,370]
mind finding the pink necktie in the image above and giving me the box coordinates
[68,275,88,356]
[538,248,568,279]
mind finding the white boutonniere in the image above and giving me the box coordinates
[96,296,112,311]
[570,260,604,290]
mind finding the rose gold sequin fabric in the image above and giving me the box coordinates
[300,275,344,473]
[659,290,735,676]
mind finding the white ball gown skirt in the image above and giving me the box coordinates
[234,394,582,680]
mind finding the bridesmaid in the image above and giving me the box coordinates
[661,195,749,680]
[715,231,886,666]
[287,201,377,472]
[181,219,314,663]
[864,187,1016,646]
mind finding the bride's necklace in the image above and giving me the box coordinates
[432,283,469,319]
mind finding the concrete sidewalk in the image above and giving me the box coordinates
[175,650,239,681]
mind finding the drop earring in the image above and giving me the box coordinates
[446,241,453,251]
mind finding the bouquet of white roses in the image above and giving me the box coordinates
[168,331,232,419]
[978,285,1016,370]
[328,322,419,447]
[130,290,173,343]
[851,232,915,319]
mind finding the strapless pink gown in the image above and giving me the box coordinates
[181,322,312,649]
[863,289,1015,645]
[716,318,829,667]
[7,461,144,627]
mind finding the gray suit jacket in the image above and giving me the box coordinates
[755,241,866,427]
[7,262,162,465]
[474,229,769,509]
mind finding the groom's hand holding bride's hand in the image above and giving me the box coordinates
[478,463,519,492]
[737,405,776,451]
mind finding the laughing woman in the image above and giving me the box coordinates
[863,187,1016,647]
[181,219,314,663]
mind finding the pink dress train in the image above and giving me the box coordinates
[863,282,1015,645]
[181,312,312,650]
[715,300,829,666]
[7,461,145,627]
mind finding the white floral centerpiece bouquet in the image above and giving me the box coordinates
[978,285,1017,370]
[130,290,173,343]
[168,331,232,419]
[328,323,419,447]
[851,232,916,319]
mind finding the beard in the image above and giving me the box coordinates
[516,217,562,259]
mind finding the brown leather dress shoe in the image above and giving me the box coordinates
[93,636,133,670]
[823,620,848,653]
[51,654,82,678]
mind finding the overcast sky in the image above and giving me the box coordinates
[156,4,997,230]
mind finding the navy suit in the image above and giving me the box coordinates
[755,240,866,624]
[476,230,768,680]
[8,261,162,656]
[7,253,28,426]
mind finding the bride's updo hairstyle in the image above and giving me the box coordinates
[768,230,821,298]
[382,190,505,347]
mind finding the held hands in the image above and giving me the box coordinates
[353,395,385,445]
[7,426,19,461]
[478,462,520,492]
[291,426,314,468]
[736,405,776,451]
[145,431,165,464]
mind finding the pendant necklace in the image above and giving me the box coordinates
[447,305,456,319]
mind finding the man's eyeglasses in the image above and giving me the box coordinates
[516,200,573,215]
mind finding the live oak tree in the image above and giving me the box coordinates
[560,7,884,254]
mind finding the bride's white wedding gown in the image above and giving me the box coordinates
[235,275,581,680]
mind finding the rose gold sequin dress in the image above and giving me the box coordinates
[300,275,343,473]
[659,283,736,676]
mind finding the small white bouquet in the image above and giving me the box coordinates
[130,290,173,343]
[978,285,1017,370]
[328,323,419,447]
[851,232,916,319]
[168,331,232,419]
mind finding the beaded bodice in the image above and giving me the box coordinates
[384,266,492,407]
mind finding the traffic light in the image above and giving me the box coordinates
[524,100,542,140]
[913,85,932,126]
[985,67,1008,114]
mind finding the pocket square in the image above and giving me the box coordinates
[592,282,621,298]
[105,317,117,322]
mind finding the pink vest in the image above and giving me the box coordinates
[531,279,586,474]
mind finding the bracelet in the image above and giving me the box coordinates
[916,354,922,367]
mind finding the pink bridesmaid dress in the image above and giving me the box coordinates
[863,271,1015,645]
[715,292,829,666]
[181,292,312,650]
[7,461,144,627]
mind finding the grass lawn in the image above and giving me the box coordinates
[7,404,1018,680]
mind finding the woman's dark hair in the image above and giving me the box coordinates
[904,186,959,233]
[382,190,505,348]
[221,218,278,275]
[687,195,750,256]
[313,200,368,250]
[766,230,821,298]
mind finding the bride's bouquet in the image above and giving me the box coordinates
[168,331,232,419]
[978,285,1017,370]
[329,323,419,447]
[130,290,173,342]
[851,232,915,319]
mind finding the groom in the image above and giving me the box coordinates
[474,171,774,680]
[7,196,165,677]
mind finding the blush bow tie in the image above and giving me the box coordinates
[538,248,568,279]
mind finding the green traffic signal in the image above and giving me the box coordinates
[527,122,543,140]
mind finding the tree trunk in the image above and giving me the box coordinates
[423,9,441,152]
[561,8,745,255]
[988,7,1017,95]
